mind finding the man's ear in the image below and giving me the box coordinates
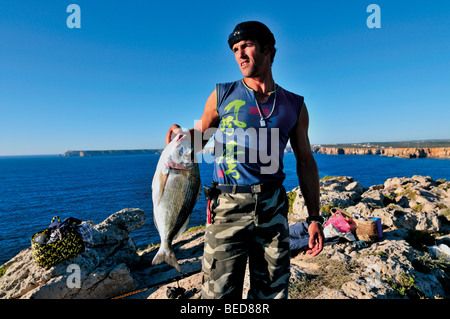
[263,44,274,56]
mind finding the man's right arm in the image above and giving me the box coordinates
[165,89,220,153]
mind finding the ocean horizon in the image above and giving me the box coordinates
[1,152,449,265]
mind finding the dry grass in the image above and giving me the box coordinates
[288,255,360,299]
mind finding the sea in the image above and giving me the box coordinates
[1,152,449,265]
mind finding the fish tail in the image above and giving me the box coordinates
[152,246,182,273]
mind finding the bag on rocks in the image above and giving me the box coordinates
[331,208,378,242]
[76,221,94,248]
[31,216,85,268]
[326,208,357,233]
[354,218,378,242]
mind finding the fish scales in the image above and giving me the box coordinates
[155,168,199,240]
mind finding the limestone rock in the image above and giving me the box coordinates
[291,176,362,221]
[290,228,449,299]
[291,175,446,232]
[287,175,450,299]
[345,181,364,194]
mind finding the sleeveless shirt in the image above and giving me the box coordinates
[212,79,304,185]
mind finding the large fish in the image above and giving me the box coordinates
[151,133,201,273]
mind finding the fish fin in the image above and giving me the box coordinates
[174,215,191,240]
[152,246,182,273]
[157,171,169,205]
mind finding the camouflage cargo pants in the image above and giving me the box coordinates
[201,185,290,299]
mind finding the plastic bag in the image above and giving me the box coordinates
[323,223,356,242]
[323,223,341,238]
[324,211,352,233]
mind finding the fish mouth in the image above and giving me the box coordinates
[165,161,189,170]
[175,134,185,142]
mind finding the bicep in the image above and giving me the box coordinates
[190,89,219,150]
[194,89,220,133]
[290,102,313,163]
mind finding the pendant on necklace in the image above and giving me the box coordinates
[260,118,266,127]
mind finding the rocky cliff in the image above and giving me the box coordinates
[1,176,449,299]
[312,147,450,159]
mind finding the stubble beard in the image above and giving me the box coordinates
[240,61,261,79]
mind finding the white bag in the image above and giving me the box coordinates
[323,223,355,242]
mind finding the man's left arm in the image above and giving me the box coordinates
[289,102,323,257]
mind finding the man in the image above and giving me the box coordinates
[165,21,323,299]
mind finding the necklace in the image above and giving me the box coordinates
[254,87,277,127]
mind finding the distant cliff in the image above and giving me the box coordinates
[312,146,450,159]
[62,149,163,157]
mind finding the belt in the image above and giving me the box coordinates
[213,182,282,194]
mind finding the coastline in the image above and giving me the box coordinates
[58,139,450,159]
[62,149,163,157]
[61,146,450,159]
[312,146,450,159]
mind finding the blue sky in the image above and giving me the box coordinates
[0,0,449,155]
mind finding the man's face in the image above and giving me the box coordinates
[232,40,271,78]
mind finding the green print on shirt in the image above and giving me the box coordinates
[217,99,248,180]
[219,100,247,136]
[218,140,244,180]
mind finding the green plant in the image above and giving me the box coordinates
[415,253,450,273]
[441,208,450,221]
[320,175,338,181]
[320,204,335,215]
[0,265,9,278]
[287,191,297,214]
[185,225,206,233]
[383,194,396,206]
[396,187,417,200]
[385,273,423,298]
[370,251,388,259]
